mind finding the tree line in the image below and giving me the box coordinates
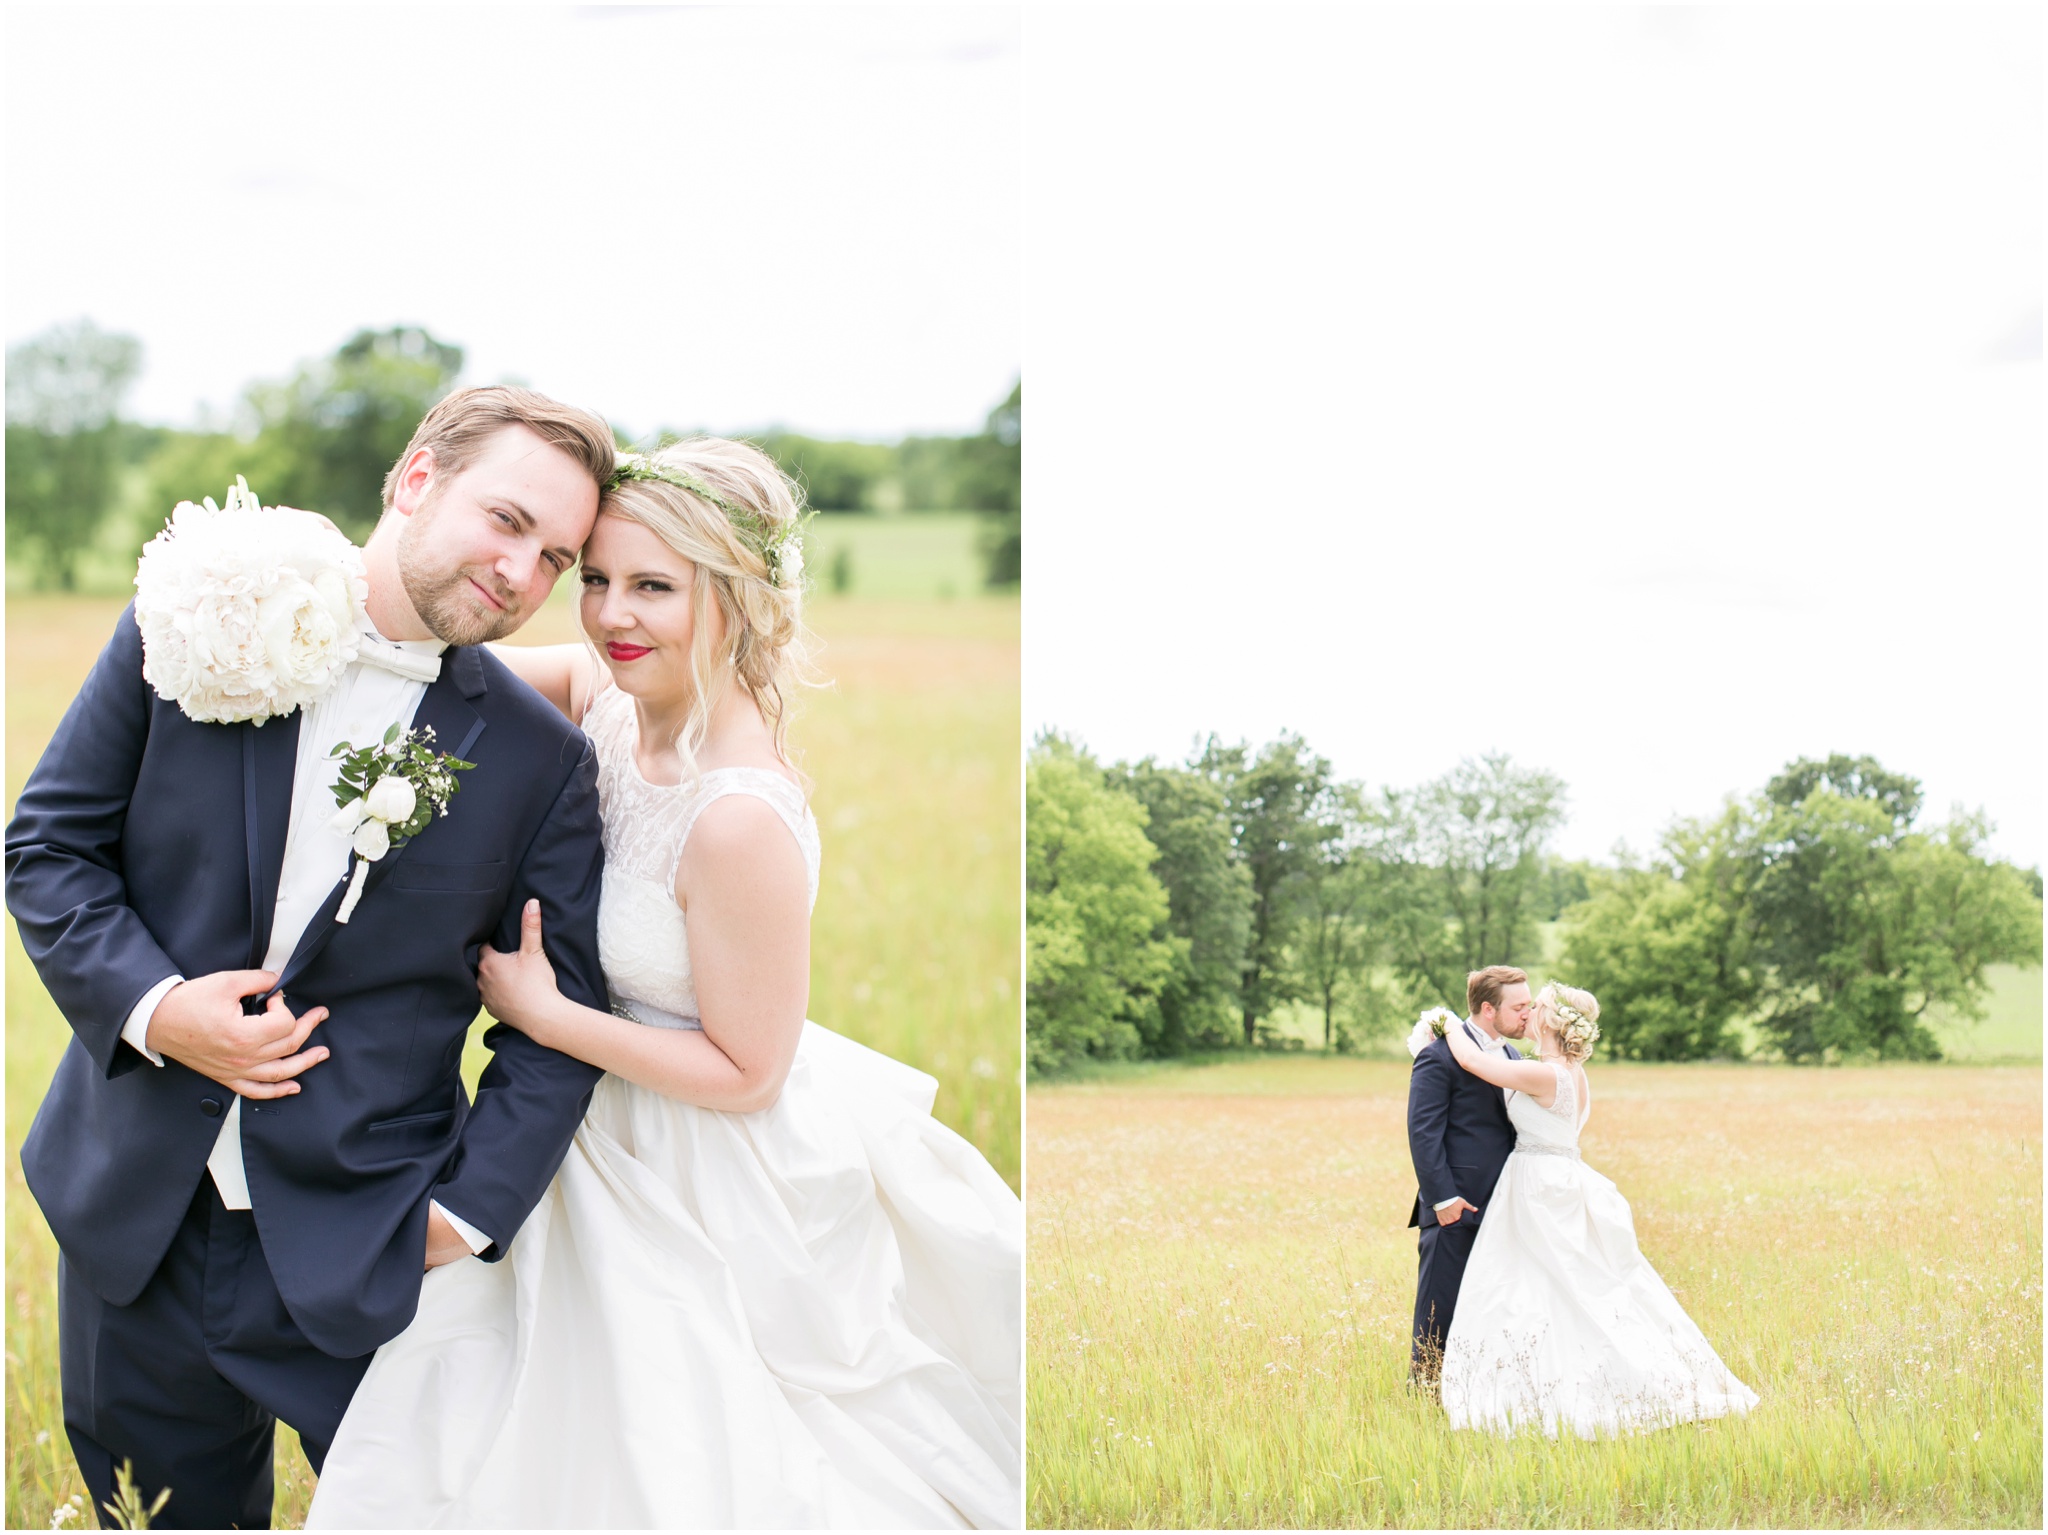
[5,318,1020,592]
[1026,734,2042,1074]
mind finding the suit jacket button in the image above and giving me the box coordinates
[200,1098,222,1117]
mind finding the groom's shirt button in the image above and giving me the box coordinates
[200,1098,223,1117]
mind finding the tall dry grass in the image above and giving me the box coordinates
[7,591,1018,1530]
[1028,1057,2041,1528]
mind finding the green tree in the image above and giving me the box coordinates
[967,381,1020,587]
[5,319,144,589]
[754,433,898,513]
[141,429,251,521]
[1745,761,2042,1059]
[1027,736,1182,1074]
[1376,753,1567,1007]
[1286,821,1381,1052]
[894,381,1020,587]
[1111,758,1252,1054]
[1560,806,1757,1059]
[1195,733,1342,1043]
[1533,855,1593,920]
[243,325,464,539]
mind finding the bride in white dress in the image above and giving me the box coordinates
[308,439,1022,1529]
[1438,983,1758,1440]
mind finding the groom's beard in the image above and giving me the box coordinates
[401,561,526,646]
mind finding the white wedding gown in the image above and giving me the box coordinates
[1440,1062,1758,1439]
[308,686,1023,1529]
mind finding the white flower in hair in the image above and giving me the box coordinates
[133,477,368,725]
[772,535,804,591]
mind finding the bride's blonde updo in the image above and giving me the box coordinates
[1536,983,1602,1065]
[592,436,815,778]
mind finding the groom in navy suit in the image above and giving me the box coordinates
[1405,965,1534,1387]
[7,388,618,1528]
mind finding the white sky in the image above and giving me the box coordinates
[1024,5,2044,870]
[4,4,1020,440]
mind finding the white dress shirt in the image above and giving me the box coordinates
[1432,1018,1513,1214]
[121,622,492,1254]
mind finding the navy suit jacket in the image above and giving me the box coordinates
[7,604,608,1358]
[1405,1021,1521,1230]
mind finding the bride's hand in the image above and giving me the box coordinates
[478,900,563,1045]
[1443,1017,1475,1062]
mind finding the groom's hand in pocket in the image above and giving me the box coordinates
[1435,1197,1478,1226]
[148,970,331,1099]
[423,1207,473,1270]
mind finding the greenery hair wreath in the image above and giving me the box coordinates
[606,453,813,590]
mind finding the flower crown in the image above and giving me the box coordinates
[1544,988,1601,1050]
[606,454,811,591]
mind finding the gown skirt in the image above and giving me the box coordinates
[307,1022,1022,1529]
[1440,1145,1758,1440]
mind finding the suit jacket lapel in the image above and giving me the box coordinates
[242,713,302,970]
[273,649,489,992]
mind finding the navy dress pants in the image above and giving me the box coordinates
[59,1182,375,1530]
[1411,1218,1480,1380]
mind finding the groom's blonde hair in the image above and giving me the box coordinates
[591,437,815,784]
[1466,966,1528,1017]
[381,386,616,509]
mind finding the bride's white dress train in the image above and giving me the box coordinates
[308,687,1022,1528]
[1440,1063,1757,1439]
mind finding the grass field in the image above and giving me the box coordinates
[806,511,994,601]
[5,588,1019,1530]
[1028,1057,2041,1529]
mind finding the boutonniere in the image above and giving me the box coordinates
[1407,1006,1461,1059]
[327,724,476,923]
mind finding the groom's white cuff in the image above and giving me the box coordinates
[121,975,183,1067]
[1432,1196,1463,1212]
[434,1203,494,1255]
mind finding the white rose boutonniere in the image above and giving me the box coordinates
[327,725,476,923]
[133,477,368,725]
[1407,1006,1462,1059]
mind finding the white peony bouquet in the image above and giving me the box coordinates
[133,478,369,725]
[1407,1006,1461,1059]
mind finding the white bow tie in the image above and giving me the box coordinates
[355,631,445,684]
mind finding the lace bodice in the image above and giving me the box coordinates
[584,685,820,1027]
[1508,1062,1587,1151]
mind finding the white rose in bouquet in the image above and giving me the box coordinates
[134,478,369,725]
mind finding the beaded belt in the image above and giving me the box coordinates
[612,999,703,1032]
[1514,1141,1581,1160]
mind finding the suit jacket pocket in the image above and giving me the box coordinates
[386,861,506,894]
[365,1108,456,1135]
[1446,1163,1488,1204]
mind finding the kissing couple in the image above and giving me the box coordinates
[1404,965,1758,1437]
[9,387,1022,1529]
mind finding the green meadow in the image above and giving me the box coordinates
[6,571,1018,1529]
[1027,1057,2041,1528]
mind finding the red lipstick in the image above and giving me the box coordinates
[606,642,653,662]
